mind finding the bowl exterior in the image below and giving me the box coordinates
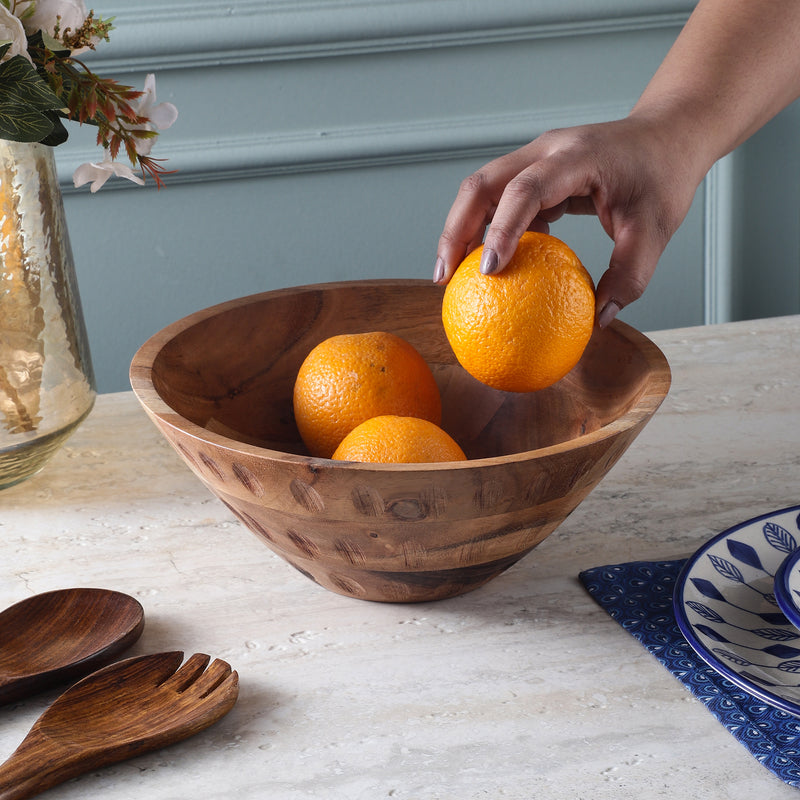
[131,279,671,603]
[136,404,652,602]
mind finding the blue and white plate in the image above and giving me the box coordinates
[775,547,800,632]
[674,504,800,717]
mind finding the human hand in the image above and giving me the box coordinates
[433,117,705,327]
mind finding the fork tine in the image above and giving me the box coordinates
[204,670,239,712]
[0,651,240,798]
[175,668,239,732]
[158,653,211,692]
[184,658,235,699]
[62,651,186,700]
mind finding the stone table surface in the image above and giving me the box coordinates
[2,315,800,799]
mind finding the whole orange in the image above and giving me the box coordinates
[441,232,595,392]
[332,415,467,463]
[293,331,442,458]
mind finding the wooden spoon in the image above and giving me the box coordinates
[0,651,239,800]
[0,588,144,705]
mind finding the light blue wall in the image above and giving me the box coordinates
[53,0,800,392]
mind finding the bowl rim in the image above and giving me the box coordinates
[129,278,672,471]
[774,547,800,630]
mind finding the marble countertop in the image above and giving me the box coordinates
[2,315,800,799]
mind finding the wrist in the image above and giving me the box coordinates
[626,99,720,186]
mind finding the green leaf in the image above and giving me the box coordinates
[0,42,11,61]
[0,100,55,142]
[32,30,71,58]
[0,53,70,143]
[38,111,68,146]
[0,53,65,111]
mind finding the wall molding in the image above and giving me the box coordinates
[84,0,691,71]
[57,101,635,193]
[62,0,689,190]
[703,155,735,324]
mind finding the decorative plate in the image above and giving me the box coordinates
[674,504,800,716]
[775,548,800,632]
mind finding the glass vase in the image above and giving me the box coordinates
[0,140,95,489]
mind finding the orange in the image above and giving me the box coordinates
[293,331,442,458]
[441,231,595,393]
[332,415,467,463]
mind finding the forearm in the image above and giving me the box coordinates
[434,0,800,316]
[631,0,800,177]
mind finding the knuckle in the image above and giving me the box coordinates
[606,259,651,305]
[438,226,465,249]
[538,126,595,160]
[484,221,519,245]
[623,273,649,302]
[506,169,546,201]
[459,169,490,197]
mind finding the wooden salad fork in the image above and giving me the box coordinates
[0,651,239,800]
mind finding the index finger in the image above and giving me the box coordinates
[435,146,549,283]
[481,151,598,275]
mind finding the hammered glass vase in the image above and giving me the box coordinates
[0,140,95,489]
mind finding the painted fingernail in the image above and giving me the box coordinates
[433,256,445,283]
[597,300,621,329]
[480,247,500,275]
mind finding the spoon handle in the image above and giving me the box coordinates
[0,729,82,800]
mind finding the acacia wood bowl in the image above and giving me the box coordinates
[130,279,670,603]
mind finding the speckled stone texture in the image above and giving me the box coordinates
[1,315,799,799]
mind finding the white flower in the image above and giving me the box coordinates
[126,74,178,156]
[18,0,88,38]
[73,75,178,190]
[72,154,145,193]
[0,6,32,63]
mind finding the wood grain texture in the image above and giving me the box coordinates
[0,588,144,705]
[130,279,671,602]
[0,652,238,800]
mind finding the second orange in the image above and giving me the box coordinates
[293,331,441,458]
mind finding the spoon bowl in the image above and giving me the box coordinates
[0,588,145,705]
[0,651,239,800]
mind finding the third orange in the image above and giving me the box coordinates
[332,415,466,464]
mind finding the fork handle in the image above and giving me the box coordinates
[0,730,85,800]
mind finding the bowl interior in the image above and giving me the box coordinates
[144,280,666,461]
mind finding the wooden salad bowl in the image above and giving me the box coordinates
[130,279,671,603]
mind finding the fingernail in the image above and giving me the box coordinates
[597,300,621,329]
[433,256,445,283]
[480,247,500,275]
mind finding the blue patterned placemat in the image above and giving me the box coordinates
[579,560,800,787]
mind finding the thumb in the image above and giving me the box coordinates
[594,225,664,328]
